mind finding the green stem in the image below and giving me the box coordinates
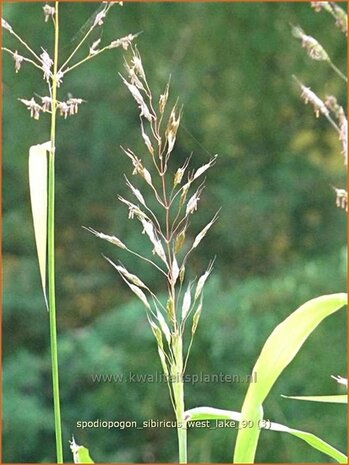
[329,60,347,83]
[48,2,63,463]
[176,385,188,464]
[172,334,187,463]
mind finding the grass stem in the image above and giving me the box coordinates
[329,60,347,83]
[172,334,188,463]
[48,3,63,462]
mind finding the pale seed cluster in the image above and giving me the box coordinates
[291,24,329,61]
[311,2,347,35]
[18,96,85,120]
[294,76,347,210]
[292,4,347,213]
[87,47,218,407]
[2,2,137,121]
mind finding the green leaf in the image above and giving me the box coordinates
[271,422,347,464]
[185,407,347,463]
[233,293,347,463]
[29,141,51,309]
[282,394,347,404]
[70,437,94,463]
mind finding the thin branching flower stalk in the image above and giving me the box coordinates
[291,23,347,82]
[311,2,347,35]
[2,2,135,461]
[292,4,347,213]
[87,46,218,463]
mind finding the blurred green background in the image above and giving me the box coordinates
[2,1,347,463]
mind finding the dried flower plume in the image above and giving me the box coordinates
[86,48,218,426]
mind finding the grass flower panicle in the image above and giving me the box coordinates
[2,3,134,461]
[291,22,347,81]
[332,187,348,212]
[88,46,218,463]
[292,6,347,211]
[311,1,347,35]
[291,24,329,61]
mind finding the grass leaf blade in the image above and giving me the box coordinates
[233,293,347,463]
[185,407,347,463]
[29,141,51,309]
[282,394,347,404]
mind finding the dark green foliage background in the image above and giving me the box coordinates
[2,2,347,463]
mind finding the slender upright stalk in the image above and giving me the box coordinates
[329,60,348,83]
[160,136,187,463]
[48,3,63,462]
[172,334,187,463]
[3,3,134,461]
[89,49,216,464]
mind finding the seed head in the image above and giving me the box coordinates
[2,18,13,32]
[192,213,218,249]
[191,302,202,335]
[19,97,41,120]
[56,70,64,87]
[173,158,190,189]
[129,282,151,309]
[43,4,55,22]
[193,155,218,181]
[89,38,101,56]
[195,261,214,300]
[300,84,329,118]
[94,9,106,27]
[313,2,347,35]
[157,347,169,376]
[122,147,152,181]
[41,96,52,112]
[57,101,70,119]
[13,50,24,73]
[165,105,181,154]
[179,265,185,284]
[159,82,170,114]
[84,227,127,249]
[339,116,347,165]
[108,34,137,51]
[131,48,146,80]
[170,257,180,286]
[105,258,147,289]
[113,264,152,310]
[166,297,176,325]
[148,317,164,349]
[118,196,147,221]
[156,310,171,345]
[120,74,154,121]
[40,49,53,82]
[310,2,326,13]
[331,375,348,387]
[141,219,167,264]
[125,177,146,206]
[181,284,192,320]
[186,190,201,216]
[142,167,153,186]
[66,97,86,115]
[325,95,343,118]
[302,35,328,61]
[141,123,154,156]
[179,182,190,208]
[332,187,348,211]
[174,168,185,187]
[291,25,329,61]
[175,229,186,254]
